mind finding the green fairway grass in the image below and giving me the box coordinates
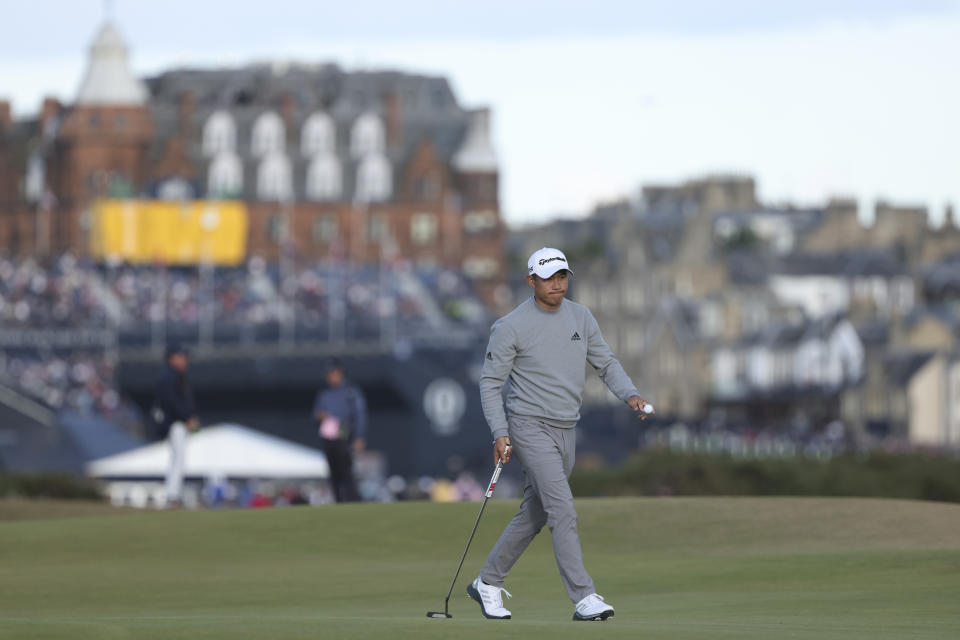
[1,497,958,639]
[0,498,131,522]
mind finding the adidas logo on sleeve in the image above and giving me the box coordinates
[571,332,581,341]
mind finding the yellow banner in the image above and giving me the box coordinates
[90,200,248,266]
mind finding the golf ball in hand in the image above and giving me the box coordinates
[642,403,654,414]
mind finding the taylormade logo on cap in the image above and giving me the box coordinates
[527,248,573,279]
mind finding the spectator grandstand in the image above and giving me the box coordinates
[0,252,491,419]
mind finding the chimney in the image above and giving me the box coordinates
[41,97,61,127]
[383,89,403,150]
[825,197,858,222]
[0,100,10,132]
[178,90,195,136]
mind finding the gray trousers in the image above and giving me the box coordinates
[480,416,595,603]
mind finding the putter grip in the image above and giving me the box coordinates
[485,445,510,498]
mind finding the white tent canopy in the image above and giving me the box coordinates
[86,424,329,479]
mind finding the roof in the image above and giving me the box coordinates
[885,351,936,386]
[855,320,889,346]
[904,305,960,334]
[87,423,330,479]
[923,255,960,298]
[775,249,906,278]
[144,64,477,200]
[726,250,771,285]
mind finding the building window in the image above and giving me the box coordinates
[301,111,335,157]
[24,153,44,203]
[355,153,392,203]
[313,217,338,243]
[202,110,236,157]
[350,112,385,159]
[306,154,342,201]
[207,152,243,198]
[700,303,722,337]
[268,214,288,243]
[257,151,293,201]
[743,302,767,334]
[411,213,438,245]
[368,215,389,242]
[463,257,498,279]
[464,210,497,233]
[251,111,285,157]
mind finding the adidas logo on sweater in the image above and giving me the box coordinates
[571,332,581,341]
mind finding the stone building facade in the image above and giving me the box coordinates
[0,21,507,307]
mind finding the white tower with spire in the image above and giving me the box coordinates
[57,16,154,222]
[75,21,147,106]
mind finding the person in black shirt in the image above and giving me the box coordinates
[153,344,198,506]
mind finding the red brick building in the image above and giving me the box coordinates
[0,21,506,307]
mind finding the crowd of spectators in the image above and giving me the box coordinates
[0,253,110,328]
[102,256,282,332]
[1,252,489,335]
[0,347,120,413]
[0,252,490,415]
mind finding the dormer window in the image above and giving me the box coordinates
[350,112,384,159]
[306,154,342,201]
[207,151,242,198]
[202,110,236,157]
[355,153,391,203]
[257,151,293,201]
[301,111,335,157]
[251,111,285,157]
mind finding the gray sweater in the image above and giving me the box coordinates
[480,297,640,440]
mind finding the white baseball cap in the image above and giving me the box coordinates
[527,247,573,279]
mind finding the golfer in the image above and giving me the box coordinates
[153,344,198,507]
[469,247,653,622]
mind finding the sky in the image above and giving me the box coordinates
[2,1,959,226]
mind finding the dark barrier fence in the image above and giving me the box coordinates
[569,450,960,503]
[0,473,103,501]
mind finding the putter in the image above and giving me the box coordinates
[426,444,511,619]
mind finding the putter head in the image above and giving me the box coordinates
[426,611,452,619]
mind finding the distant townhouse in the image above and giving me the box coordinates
[0,21,507,306]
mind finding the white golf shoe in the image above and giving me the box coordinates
[573,593,614,621]
[467,576,512,619]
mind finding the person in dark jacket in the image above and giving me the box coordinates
[313,358,367,503]
[153,344,198,506]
